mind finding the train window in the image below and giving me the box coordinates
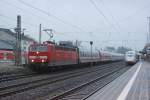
[30,45,48,52]
[3,52,8,57]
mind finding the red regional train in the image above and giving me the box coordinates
[28,41,124,71]
[0,50,14,62]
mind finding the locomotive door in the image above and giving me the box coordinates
[51,45,55,66]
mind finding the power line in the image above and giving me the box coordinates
[0,14,16,22]
[44,0,98,33]
[0,18,15,29]
[0,14,82,39]
[0,14,38,28]
[1,0,93,38]
[97,0,121,30]
[17,0,86,32]
[89,0,120,33]
[0,1,74,38]
[119,3,150,23]
[1,0,56,26]
[148,17,150,43]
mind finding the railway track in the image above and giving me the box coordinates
[0,62,126,99]
[46,65,126,100]
[58,67,129,100]
[0,73,38,82]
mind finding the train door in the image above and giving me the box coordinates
[50,45,55,66]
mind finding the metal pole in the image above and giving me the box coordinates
[148,17,150,43]
[39,24,42,44]
[91,44,92,58]
[49,29,53,41]
[16,15,21,66]
[90,41,93,67]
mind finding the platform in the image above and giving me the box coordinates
[87,61,150,100]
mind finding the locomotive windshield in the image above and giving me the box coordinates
[126,51,135,57]
[29,45,48,52]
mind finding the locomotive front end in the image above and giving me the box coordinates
[28,44,49,70]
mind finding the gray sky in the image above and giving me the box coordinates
[0,0,150,50]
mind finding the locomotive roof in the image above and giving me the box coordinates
[55,44,77,49]
[30,43,77,50]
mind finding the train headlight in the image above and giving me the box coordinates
[42,59,45,62]
[31,60,34,62]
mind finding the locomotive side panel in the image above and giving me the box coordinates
[28,43,78,70]
[52,46,78,66]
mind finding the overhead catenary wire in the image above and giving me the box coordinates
[2,0,145,46]
[97,0,121,30]
[119,3,150,23]
[0,1,74,39]
[0,14,38,29]
[1,0,119,40]
[17,0,86,32]
[0,14,88,40]
[1,0,93,40]
[0,17,15,29]
[1,0,97,39]
[0,0,57,27]
[89,0,120,33]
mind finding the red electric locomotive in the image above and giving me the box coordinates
[28,41,78,70]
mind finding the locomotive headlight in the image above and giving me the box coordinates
[42,59,45,62]
[40,56,47,59]
[36,51,39,54]
[31,60,34,62]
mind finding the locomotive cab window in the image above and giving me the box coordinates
[30,45,48,52]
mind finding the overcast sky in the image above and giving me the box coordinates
[0,0,150,50]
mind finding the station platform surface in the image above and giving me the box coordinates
[87,61,150,100]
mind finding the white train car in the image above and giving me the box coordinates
[79,48,99,63]
[99,50,124,62]
[110,52,124,61]
[125,51,138,65]
[78,48,123,63]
